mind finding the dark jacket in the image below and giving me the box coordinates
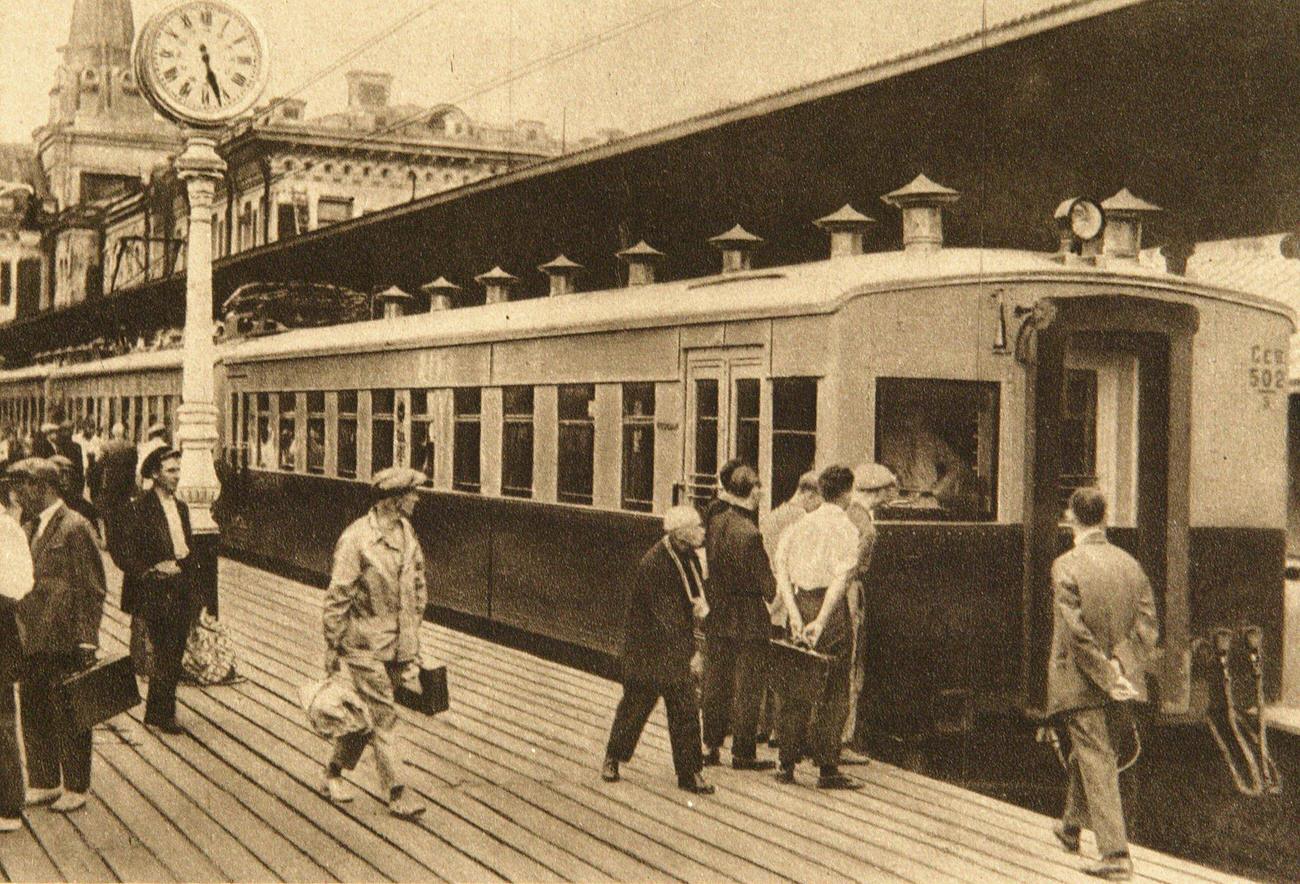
[18,504,106,655]
[621,538,700,684]
[115,490,194,618]
[93,438,137,512]
[55,436,85,500]
[703,504,776,640]
[1046,532,1160,717]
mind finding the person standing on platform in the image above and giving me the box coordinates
[1048,488,1158,882]
[136,422,170,493]
[757,470,822,746]
[771,464,862,790]
[601,505,715,794]
[321,467,429,820]
[92,422,137,551]
[0,476,34,833]
[117,446,195,735]
[701,463,777,771]
[840,463,899,763]
[32,423,56,459]
[9,458,106,814]
[51,421,85,504]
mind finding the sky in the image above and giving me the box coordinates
[0,0,1066,146]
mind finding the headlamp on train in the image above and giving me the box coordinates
[1054,197,1106,253]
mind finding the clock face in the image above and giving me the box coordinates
[135,1,269,126]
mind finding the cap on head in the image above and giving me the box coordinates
[40,422,59,434]
[854,462,898,492]
[371,466,425,500]
[663,504,702,534]
[146,422,168,440]
[140,444,180,478]
[6,457,60,486]
[48,454,75,473]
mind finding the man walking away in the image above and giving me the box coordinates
[94,423,137,555]
[702,463,777,771]
[772,464,862,790]
[116,446,195,735]
[0,476,33,832]
[1048,488,1158,881]
[321,467,429,820]
[9,458,106,814]
[602,505,714,794]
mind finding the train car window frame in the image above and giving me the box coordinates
[500,385,534,499]
[771,376,818,506]
[306,391,326,475]
[278,392,298,472]
[874,377,1000,522]
[409,389,434,480]
[254,392,274,470]
[337,390,358,480]
[620,382,655,513]
[452,387,481,494]
[1059,367,1099,507]
[557,383,596,506]
[371,389,396,475]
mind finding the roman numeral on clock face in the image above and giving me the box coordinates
[200,8,213,27]
[232,72,248,88]
[164,67,179,81]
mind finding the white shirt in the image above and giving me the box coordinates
[33,500,64,544]
[158,492,190,560]
[1072,526,1106,547]
[0,511,33,601]
[774,502,859,593]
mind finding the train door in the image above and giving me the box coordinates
[1020,296,1197,716]
[684,347,765,506]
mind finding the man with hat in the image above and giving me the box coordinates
[8,457,106,813]
[49,454,97,531]
[52,419,85,503]
[321,466,429,820]
[135,422,170,492]
[841,462,899,762]
[116,445,195,735]
[0,472,34,832]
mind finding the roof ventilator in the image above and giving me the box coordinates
[815,204,876,258]
[374,285,414,319]
[421,276,460,311]
[1101,187,1161,264]
[617,240,665,287]
[539,254,583,296]
[475,266,519,304]
[882,174,959,253]
[709,224,764,273]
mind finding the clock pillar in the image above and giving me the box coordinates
[175,132,226,614]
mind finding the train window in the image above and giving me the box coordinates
[338,391,358,479]
[228,393,239,465]
[735,378,760,471]
[501,385,534,498]
[255,392,272,469]
[453,388,481,493]
[147,396,159,429]
[410,390,434,479]
[621,383,655,513]
[693,379,720,497]
[1059,368,1099,506]
[162,396,173,434]
[307,392,325,475]
[372,389,395,474]
[133,396,144,442]
[557,384,596,506]
[240,392,252,467]
[771,377,818,505]
[279,393,297,471]
[875,378,999,522]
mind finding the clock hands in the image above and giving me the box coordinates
[199,43,223,106]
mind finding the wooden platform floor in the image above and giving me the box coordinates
[0,556,1249,883]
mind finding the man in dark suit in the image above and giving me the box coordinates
[601,505,714,795]
[52,421,85,504]
[9,458,106,814]
[1048,488,1159,882]
[116,446,194,735]
[701,463,777,770]
[92,423,137,551]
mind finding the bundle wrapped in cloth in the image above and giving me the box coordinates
[299,672,373,738]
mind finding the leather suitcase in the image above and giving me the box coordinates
[394,665,449,716]
[61,655,142,734]
[769,638,831,706]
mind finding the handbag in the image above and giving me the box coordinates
[769,637,832,707]
[299,673,373,738]
[61,655,142,734]
[394,665,449,716]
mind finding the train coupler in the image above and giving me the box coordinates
[1203,626,1283,796]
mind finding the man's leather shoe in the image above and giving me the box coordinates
[701,748,721,767]
[774,766,796,785]
[0,816,23,833]
[1052,823,1081,854]
[1084,855,1133,881]
[816,773,864,790]
[601,758,620,782]
[24,787,60,807]
[50,791,87,813]
[732,757,776,771]
[147,719,187,736]
[677,774,715,795]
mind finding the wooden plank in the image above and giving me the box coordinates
[60,782,175,883]
[23,800,117,883]
[0,823,64,883]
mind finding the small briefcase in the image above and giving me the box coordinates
[61,655,142,734]
[394,665,449,716]
[769,638,832,706]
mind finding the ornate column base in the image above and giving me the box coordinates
[176,400,222,616]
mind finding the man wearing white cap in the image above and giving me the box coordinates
[601,505,714,794]
[321,466,429,820]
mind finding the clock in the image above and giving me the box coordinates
[134,0,269,127]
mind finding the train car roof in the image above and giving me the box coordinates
[222,248,1296,365]
[0,348,184,385]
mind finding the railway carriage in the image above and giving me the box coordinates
[2,184,1293,745]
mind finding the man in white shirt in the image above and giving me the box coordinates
[0,478,34,831]
[771,464,862,790]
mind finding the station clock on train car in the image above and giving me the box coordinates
[133,0,270,128]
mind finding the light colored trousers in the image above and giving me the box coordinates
[843,580,866,744]
[1061,705,1129,858]
[330,654,405,796]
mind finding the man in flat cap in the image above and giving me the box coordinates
[49,454,97,531]
[321,466,429,820]
[8,458,106,813]
[841,463,898,762]
[115,446,194,735]
[601,505,714,795]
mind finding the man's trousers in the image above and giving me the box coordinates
[21,654,92,794]
[0,684,22,818]
[605,679,703,781]
[701,637,768,760]
[331,655,406,797]
[778,588,851,769]
[1060,705,1129,859]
